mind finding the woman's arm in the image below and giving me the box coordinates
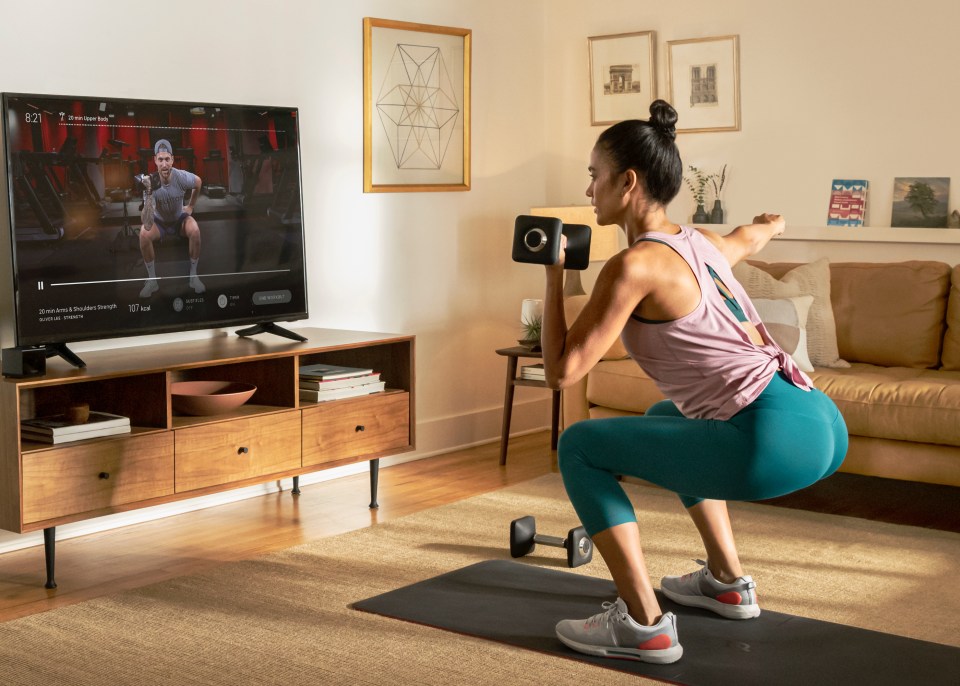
[541,247,647,390]
[697,213,785,266]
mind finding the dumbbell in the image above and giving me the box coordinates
[512,215,592,270]
[509,515,593,568]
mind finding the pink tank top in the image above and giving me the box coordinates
[620,225,811,420]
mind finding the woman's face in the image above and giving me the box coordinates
[586,146,626,226]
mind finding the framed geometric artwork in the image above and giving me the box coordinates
[363,17,471,193]
[666,35,740,133]
[891,177,950,228]
[588,31,657,126]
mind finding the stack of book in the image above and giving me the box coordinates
[520,363,546,381]
[298,363,385,402]
[20,410,131,445]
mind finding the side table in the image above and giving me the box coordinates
[495,346,560,465]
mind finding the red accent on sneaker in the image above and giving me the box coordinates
[715,591,743,605]
[637,634,672,651]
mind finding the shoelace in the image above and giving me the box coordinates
[585,601,625,630]
[680,558,709,581]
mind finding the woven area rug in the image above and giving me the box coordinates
[0,474,957,686]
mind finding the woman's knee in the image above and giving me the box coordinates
[557,420,593,475]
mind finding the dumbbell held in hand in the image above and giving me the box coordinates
[512,215,592,270]
[509,515,593,568]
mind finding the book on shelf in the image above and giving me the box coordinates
[298,363,375,381]
[21,424,131,444]
[299,371,382,390]
[20,410,131,436]
[299,380,387,403]
[521,363,545,380]
[826,179,868,227]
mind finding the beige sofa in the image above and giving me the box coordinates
[561,260,960,487]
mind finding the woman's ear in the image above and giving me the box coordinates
[622,168,639,196]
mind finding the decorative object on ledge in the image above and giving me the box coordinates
[891,177,950,228]
[529,206,621,296]
[667,34,740,133]
[827,179,869,227]
[587,30,657,126]
[363,17,471,193]
[684,165,711,223]
[709,164,727,223]
[171,381,257,416]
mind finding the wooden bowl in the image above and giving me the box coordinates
[171,381,257,416]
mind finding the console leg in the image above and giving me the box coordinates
[369,459,380,509]
[43,527,57,589]
[292,475,301,495]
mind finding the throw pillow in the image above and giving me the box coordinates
[752,296,815,372]
[732,257,849,368]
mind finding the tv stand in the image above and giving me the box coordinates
[44,343,86,369]
[235,322,307,342]
[0,328,414,587]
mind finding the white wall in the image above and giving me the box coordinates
[543,0,960,268]
[0,0,553,550]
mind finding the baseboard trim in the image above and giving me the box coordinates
[0,397,553,554]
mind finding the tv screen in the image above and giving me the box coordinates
[1,92,308,357]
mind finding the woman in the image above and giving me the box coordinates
[542,100,848,664]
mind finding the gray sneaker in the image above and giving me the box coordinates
[660,559,760,619]
[555,598,683,664]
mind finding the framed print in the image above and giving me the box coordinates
[588,31,657,126]
[667,35,740,133]
[363,17,471,192]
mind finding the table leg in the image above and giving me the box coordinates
[499,357,518,465]
[551,389,560,451]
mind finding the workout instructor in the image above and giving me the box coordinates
[543,100,848,664]
[138,139,205,298]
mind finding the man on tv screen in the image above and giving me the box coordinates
[138,138,204,297]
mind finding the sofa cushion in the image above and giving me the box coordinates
[941,265,960,370]
[810,364,960,447]
[733,258,848,368]
[586,359,664,413]
[828,261,949,369]
[752,295,815,372]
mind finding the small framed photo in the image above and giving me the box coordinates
[363,17,471,193]
[891,177,951,228]
[588,31,657,126]
[667,34,740,133]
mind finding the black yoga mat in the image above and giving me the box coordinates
[354,559,959,685]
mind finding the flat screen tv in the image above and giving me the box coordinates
[1,92,308,367]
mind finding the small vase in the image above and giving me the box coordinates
[693,203,710,223]
[710,200,725,224]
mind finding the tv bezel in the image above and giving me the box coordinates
[0,91,310,350]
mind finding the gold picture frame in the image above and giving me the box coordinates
[363,17,471,193]
[666,34,740,133]
[588,31,657,126]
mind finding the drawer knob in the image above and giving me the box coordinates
[355,425,365,432]
[238,447,249,455]
[98,472,110,480]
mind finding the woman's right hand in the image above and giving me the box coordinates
[547,233,568,274]
[752,213,785,237]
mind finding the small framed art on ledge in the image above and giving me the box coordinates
[363,17,472,193]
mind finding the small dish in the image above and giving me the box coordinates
[171,381,257,416]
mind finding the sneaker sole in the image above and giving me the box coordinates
[556,632,683,664]
[660,587,760,620]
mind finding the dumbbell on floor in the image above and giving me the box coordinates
[509,515,593,568]
[512,215,592,270]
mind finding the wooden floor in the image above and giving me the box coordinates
[2,429,957,623]
[0,432,558,623]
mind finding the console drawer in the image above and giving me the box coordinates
[22,433,175,524]
[302,391,410,468]
[175,412,301,492]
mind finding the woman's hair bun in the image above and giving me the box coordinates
[648,99,678,140]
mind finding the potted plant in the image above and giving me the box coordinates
[519,314,542,351]
[684,165,711,223]
[709,164,727,224]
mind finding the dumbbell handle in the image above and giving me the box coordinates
[533,534,566,548]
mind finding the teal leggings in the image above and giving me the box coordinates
[558,372,848,537]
